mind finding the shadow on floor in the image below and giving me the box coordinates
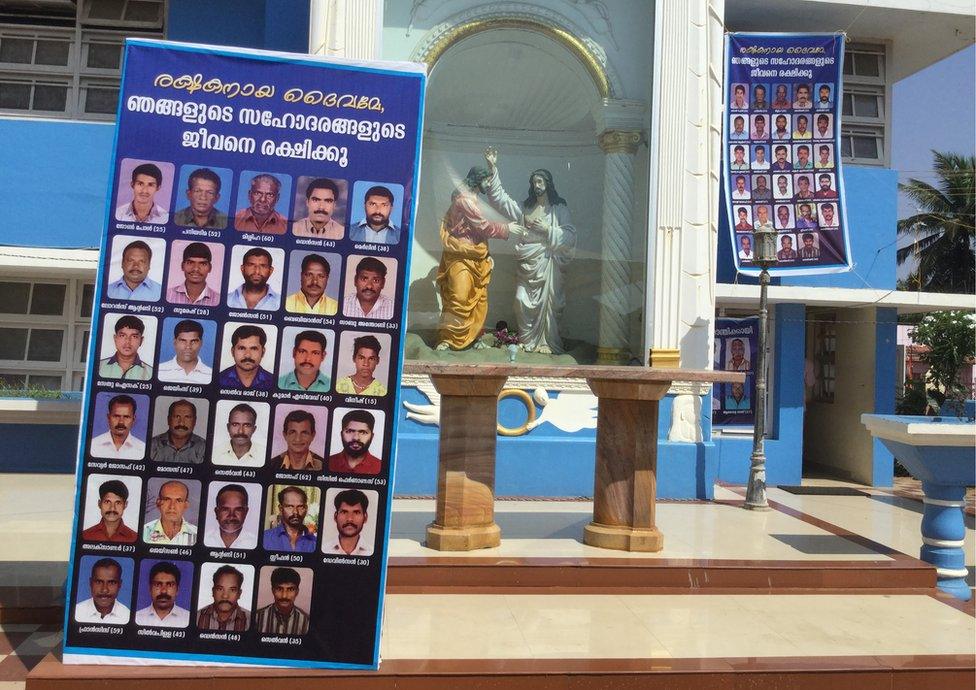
[391,511,589,541]
[769,533,885,556]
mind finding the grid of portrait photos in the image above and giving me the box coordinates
[725,62,846,269]
[64,42,423,669]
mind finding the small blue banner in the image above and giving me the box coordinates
[712,317,758,426]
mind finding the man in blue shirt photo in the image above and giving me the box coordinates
[262,486,317,552]
[227,247,280,310]
[107,240,161,301]
[349,185,400,244]
[218,324,274,390]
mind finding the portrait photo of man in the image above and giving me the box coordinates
[814,174,838,200]
[269,409,326,472]
[284,252,339,315]
[174,167,229,229]
[793,83,812,109]
[733,206,752,231]
[726,337,751,371]
[795,203,819,230]
[751,145,770,171]
[814,113,833,139]
[753,205,773,232]
[794,144,813,170]
[772,145,791,171]
[157,318,214,384]
[729,83,748,110]
[218,323,276,390]
[254,566,311,635]
[773,174,793,200]
[115,160,171,224]
[815,83,834,109]
[149,398,207,465]
[90,393,147,460]
[292,177,345,239]
[728,115,748,141]
[737,235,754,261]
[197,563,252,632]
[165,241,223,306]
[730,145,749,171]
[749,114,768,140]
[203,482,260,550]
[751,83,768,110]
[815,144,834,170]
[74,556,132,624]
[349,183,402,244]
[750,175,772,202]
[263,485,319,552]
[343,256,396,320]
[226,246,283,311]
[107,237,163,301]
[777,234,798,260]
[322,488,375,556]
[142,479,199,546]
[771,83,790,109]
[772,114,791,141]
[135,560,191,628]
[98,314,155,381]
[335,333,389,397]
[328,409,383,476]
[794,174,815,201]
[212,401,268,467]
[775,205,794,230]
[793,114,812,140]
[725,382,751,410]
[819,202,839,228]
[799,232,821,259]
[81,476,140,543]
[234,172,289,234]
[278,328,333,392]
[731,175,750,201]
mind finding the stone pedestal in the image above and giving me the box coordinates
[583,378,671,552]
[424,373,507,551]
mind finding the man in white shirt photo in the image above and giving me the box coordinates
[90,394,145,461]
[135,561,190,628]
[157,319,212,384]
[74,558,131,624]
[204,484,257,550]
[324,489,373,556]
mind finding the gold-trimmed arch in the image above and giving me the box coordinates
[420,18,611,100]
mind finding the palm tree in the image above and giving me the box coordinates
[897,151,975,294]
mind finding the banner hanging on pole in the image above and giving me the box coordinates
[61,39,426,669]
[723,33,852,276]
[712,317,758,427]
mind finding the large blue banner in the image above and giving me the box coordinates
[723,33,852,276]
[62,40,425,669]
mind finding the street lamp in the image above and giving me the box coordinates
[745,225,777,511]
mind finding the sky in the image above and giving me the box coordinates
[891,44,975,279]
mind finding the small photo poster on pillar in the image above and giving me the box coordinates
[713,317,758,426]
[61,39,426,670]
[723,33,852,276]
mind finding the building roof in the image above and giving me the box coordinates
[0,246,99,278]
[716,281,975,314]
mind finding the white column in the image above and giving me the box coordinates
[596,100,645,364]
[309,0,383,59]
[644,0,723,368]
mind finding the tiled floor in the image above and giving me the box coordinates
[1,474,973,686]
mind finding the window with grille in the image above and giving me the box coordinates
[840,42,887,166]
[0,0,164,120]
[813,319,836,403]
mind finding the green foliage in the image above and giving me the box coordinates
[896,377,931,415]
[910,310,976,406]
[897,151,975,294]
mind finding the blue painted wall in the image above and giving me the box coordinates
[168,0,310,52]
[717,166,898,289]
[871,307,898,485]
[713,303,806,485]
[0,423,79,472]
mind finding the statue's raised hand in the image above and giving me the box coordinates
[484,146,498,172]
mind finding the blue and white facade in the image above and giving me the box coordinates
[1,0,973,496]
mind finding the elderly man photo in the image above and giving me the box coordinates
[234,173,287,234]
[219,325,274,390]
[726,338,750,371]
[269,410,324,472]
[135,561,190,628]
[205,483,257,550]
[99,315,153,380]
[174,168,227,229]
[158,319,212,384]
[166,242,221,306]
[293,178,344,238]
[263,486,317,552]
[142,480,197,546]
[75,558,130,623]
[82,479,137,543]
[335,334,387,396]
[349,185,400,244]
[344,256,394,320]
[197,565,250,631]
[150,399,206,464]
[253,567,310,635]
[116,162,168,224]
[90,394,145,460]
[107,239,161,301]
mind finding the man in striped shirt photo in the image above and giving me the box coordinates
[197,565,250,631]
[253,567,310,635]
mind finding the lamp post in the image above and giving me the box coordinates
[745,224,777,511]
